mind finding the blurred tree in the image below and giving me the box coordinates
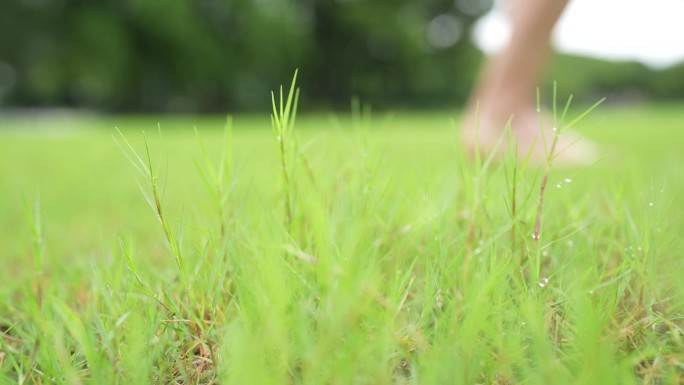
[3,0,682,112]
[0,0,488,112]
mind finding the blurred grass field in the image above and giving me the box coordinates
[0,104,683,384]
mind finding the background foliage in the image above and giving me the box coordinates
[1,0,683,112]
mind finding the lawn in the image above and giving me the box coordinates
[0,99,683,384]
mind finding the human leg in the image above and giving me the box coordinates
[463,0,596,163]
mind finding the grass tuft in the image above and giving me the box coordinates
[0,74,682,384]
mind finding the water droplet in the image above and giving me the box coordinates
[532,233,539,240]
[277,135,282,142]
[565,178,572,183]
[556,184,562,189]
[542,250,549,257]
[649,202,654,207]
[538,277,549,287]
[474,247,482,255]
[552,127,557,132]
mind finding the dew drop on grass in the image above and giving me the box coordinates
[565,178,572,183]
[532,233,539,240]
[538,277,549,288]
[649,202,654,207]
[552,127,557,132]
[556,184,562,189]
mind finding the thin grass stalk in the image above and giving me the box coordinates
[194,116,234,240]
[532,87,604,280]
[143,131,186,282]
[463,111,480,286]
[463,107,511,282]
[23,192,45,307]
[510,136,519,258]
[271,70,300,232]
[533,85,560,244]
[114,127,188,284]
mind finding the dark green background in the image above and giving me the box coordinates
[1,0,683,112]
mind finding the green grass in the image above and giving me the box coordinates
[1,96,683,384]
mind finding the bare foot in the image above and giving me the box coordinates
[460,107,599,166]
